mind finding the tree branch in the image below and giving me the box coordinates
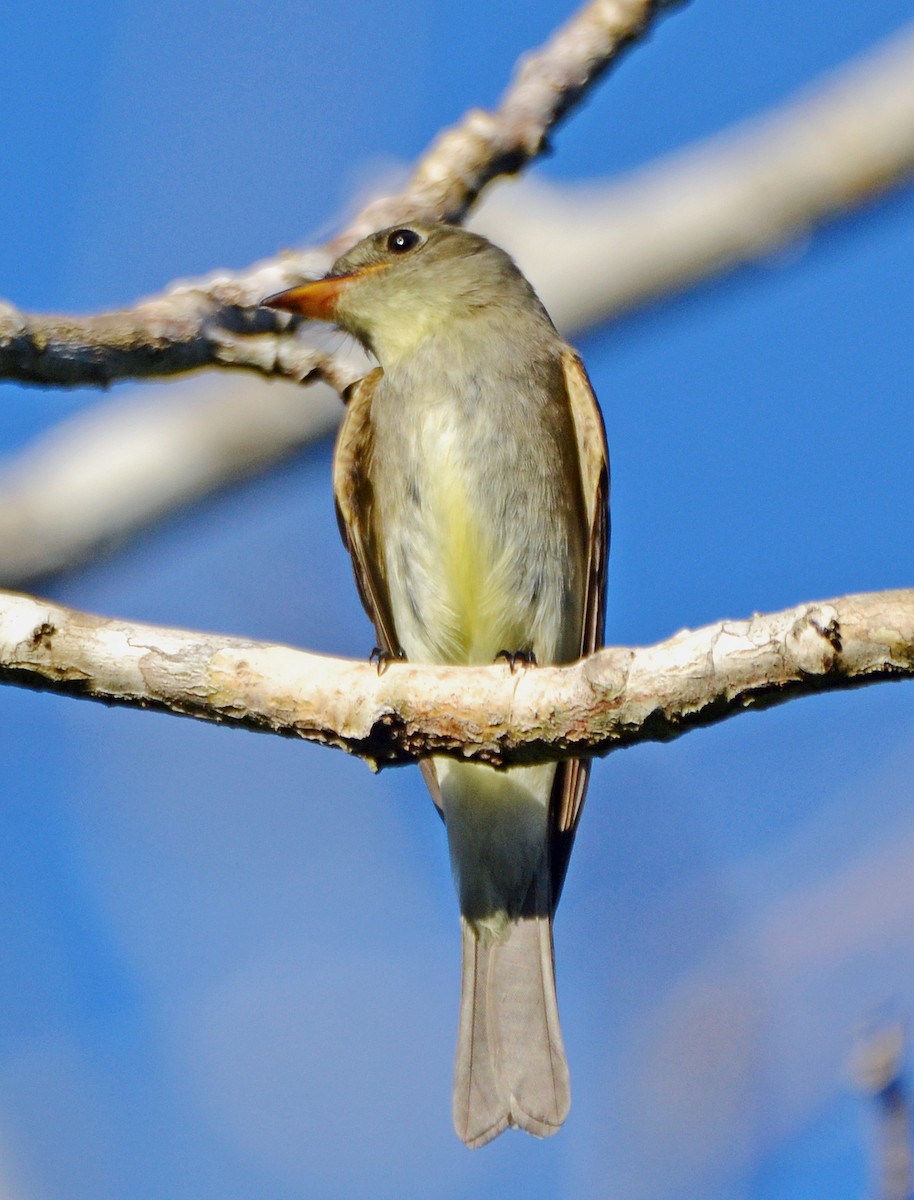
[1,589,910,769]
[0,289,365,391]
[3,21,914,587]
[7,10,913,398]
[0,375,352,584]
[331,0,678,249]
[853,1023,914,1200]
[0,0,677,392]
[473,20,914,327]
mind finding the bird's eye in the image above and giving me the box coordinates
[386,228,421,254]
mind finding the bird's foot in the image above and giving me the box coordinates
[370,646,406,675]
[495,648,537,673]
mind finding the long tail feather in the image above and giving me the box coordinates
[452,914,570,1148]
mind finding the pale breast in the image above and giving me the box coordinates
[369,345,587,668]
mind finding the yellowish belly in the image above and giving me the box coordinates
[389,441,532,666]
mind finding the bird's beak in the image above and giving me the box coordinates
[262,263,388,322]
[262,275,355,322]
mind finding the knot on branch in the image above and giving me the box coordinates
[786,604,842,676]
[29,622,56,652]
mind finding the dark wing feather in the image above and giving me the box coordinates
[549,349,610,905]
[332,369,399,656]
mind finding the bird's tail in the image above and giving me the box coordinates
[452,912,570,1149]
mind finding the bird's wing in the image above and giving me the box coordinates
[332,368,400,656]
[333,368,445,813]
[549,348,610,904]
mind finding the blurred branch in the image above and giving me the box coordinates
[331,0,678,249]
[0,589,911,767]
[3,21,914,588]
[0,376,351,585]
[0,0,676,393]
[853,1023,913,1200]
[474,20,914,328]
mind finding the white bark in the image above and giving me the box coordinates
[1,588,910,768]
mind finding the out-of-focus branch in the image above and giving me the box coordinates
[0,0,675,393]
[473,20,914,328]
[0,589,911,767]
[3,20,914,587]
[331,0,677,250]
[853,1023,913,1200]
[0,376,351,584]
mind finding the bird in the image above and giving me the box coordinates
[263,222,608,1148]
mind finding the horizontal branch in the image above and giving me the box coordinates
[0,290,364,391]
[0,589,910,768]
[0,0,675,392]
[0,376,350,584]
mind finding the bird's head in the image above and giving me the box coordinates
[262,223,548,363]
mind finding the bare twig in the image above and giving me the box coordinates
[331,0,678,250]
[0,589,911,768]
[0,0,676,393]
[473,20,914,328]
[3,21,914,589]
[7,10,913,398]
[0,285,363,391]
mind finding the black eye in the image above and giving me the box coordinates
[386,228,421,254]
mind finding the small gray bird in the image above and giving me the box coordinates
[264,223,608,1148]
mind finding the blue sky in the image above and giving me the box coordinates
[2,2,914,1198]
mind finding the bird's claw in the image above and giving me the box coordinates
[370,646,406,675]
[495,648,537,673]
